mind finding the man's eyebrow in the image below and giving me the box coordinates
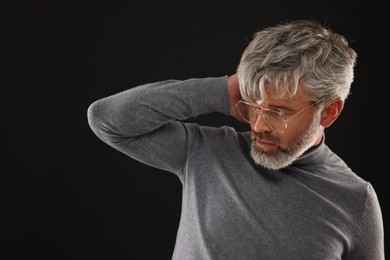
[253,100,296,112]
[267,104,295,112]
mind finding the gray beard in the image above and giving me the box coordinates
[250,114,321,170]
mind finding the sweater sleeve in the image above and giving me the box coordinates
[87,76,230,177]
[348,183,385,260]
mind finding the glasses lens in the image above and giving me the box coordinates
[236,101,251,123]
[262,110,287,132]
[236,101,287,132]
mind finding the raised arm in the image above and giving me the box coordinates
[87,76,231,176]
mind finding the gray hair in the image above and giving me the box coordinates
[237,19,357,103]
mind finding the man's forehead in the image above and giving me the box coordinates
[255,84,309,106]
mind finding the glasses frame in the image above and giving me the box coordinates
[236,99,323,133]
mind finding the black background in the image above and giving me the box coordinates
[7,1,388,259]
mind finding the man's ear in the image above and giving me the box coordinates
[320,97,344,128]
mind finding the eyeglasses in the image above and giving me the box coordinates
[235,99,323,133]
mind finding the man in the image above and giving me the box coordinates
[87,19,384,259]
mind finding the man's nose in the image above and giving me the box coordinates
[252,113,272,133]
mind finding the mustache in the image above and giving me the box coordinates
[252,132,279,144]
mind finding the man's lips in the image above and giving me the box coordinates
[255,138,277,149]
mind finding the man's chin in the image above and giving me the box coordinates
[251,142,293,170]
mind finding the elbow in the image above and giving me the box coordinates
[87,100,106,140]
[87,100,100,130]
[87,100,126,144]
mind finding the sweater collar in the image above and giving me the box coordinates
[291,133,328,167]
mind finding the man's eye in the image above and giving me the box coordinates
[273,109,286,115]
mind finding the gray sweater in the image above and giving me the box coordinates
[87,76,384,259]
